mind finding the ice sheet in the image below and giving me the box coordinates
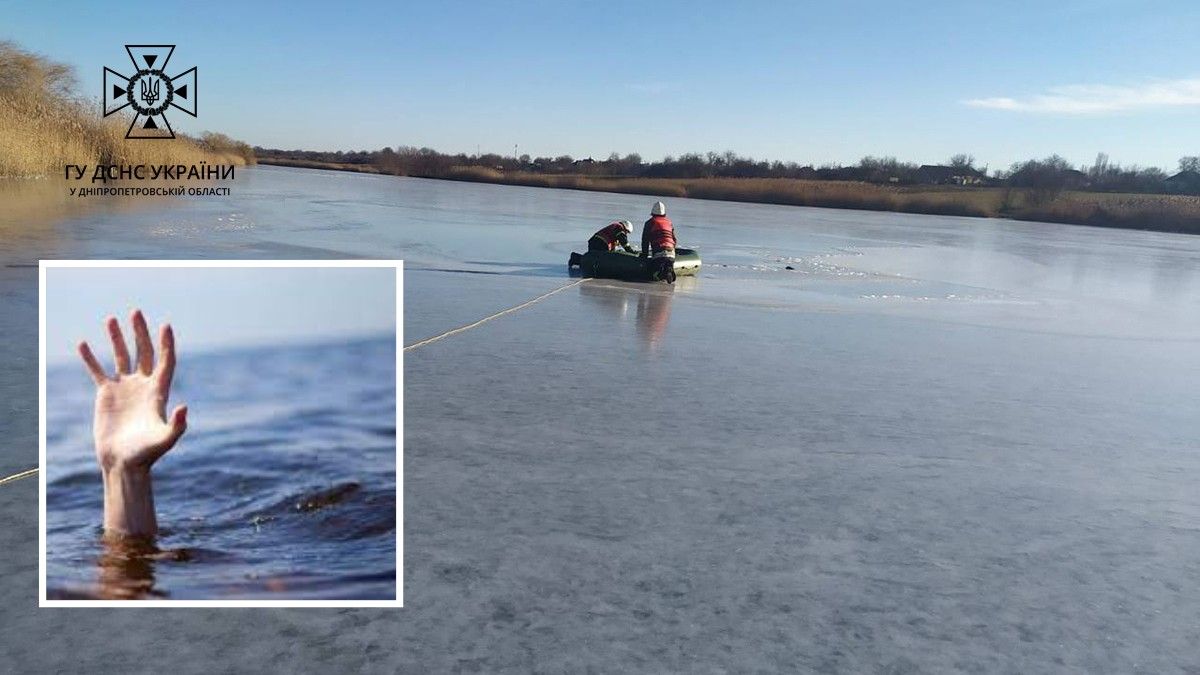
[2,166,1199,671]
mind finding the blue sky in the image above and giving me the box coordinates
[5,0,1199,171]
[43,266,397,364]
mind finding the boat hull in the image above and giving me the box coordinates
[572,249,701,282]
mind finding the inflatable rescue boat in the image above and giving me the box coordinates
[568,248,701,283]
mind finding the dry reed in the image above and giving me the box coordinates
[441,168,1199,233]
[0,41,252,178]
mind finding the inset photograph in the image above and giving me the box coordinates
[39,261,402,606]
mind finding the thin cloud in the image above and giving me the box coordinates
[963,78,1200,114]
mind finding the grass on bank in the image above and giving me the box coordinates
[0,41,254,178]
[260,157,382,174]
[437,167,1200,234]
[256,156,1200,234]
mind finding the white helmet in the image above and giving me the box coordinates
[651,201,666,216]
[618,220,633,233]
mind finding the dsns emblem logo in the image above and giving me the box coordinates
[103,45,197,139]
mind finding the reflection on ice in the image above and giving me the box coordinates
[578,279,695,352]
[636,290,673,351]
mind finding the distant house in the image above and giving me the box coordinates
[1060,168,1089,189]
[914,165,987,186]
[573,157,595,166]
[1005,165,1089,190]
[1165,170,1200,195]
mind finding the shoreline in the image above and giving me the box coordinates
[258,158,381,175]
[257,159,1200,235]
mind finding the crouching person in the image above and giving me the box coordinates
[570,220,635,268]
[640,201,677,283]
[590,220,636,253]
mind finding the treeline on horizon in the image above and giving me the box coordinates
[255,145,1200,196]
[0,40,255,178]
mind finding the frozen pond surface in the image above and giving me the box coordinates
[2,166,1200,671]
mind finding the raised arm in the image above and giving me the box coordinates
[619,232,636,253]
[78,310,187,538]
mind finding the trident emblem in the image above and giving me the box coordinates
[102,45,198,139]
[140,78,161,105]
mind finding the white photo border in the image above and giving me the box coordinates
[38,259,404,608]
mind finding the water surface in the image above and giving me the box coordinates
[44,336,397,600]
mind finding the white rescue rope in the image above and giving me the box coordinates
[404,278,589,352]
[0,467,37,486]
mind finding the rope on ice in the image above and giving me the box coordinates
[404,278,589,352]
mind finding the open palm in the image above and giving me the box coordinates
[79,310,187,470]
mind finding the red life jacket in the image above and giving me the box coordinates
[643,215,676,251]
[592,222,628,251]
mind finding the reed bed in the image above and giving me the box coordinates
[442,167,1199,233]
[0,41,252,178]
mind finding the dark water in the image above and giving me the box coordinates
[44,336,397,600]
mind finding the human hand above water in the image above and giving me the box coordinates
[78,310,187,537]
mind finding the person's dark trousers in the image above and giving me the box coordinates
[649,257,675,283]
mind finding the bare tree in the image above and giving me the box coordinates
[1088,152,1110,182]
[948,154,975,169]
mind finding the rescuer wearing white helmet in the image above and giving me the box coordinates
[641,201,677,282]
[585,219,636,253]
